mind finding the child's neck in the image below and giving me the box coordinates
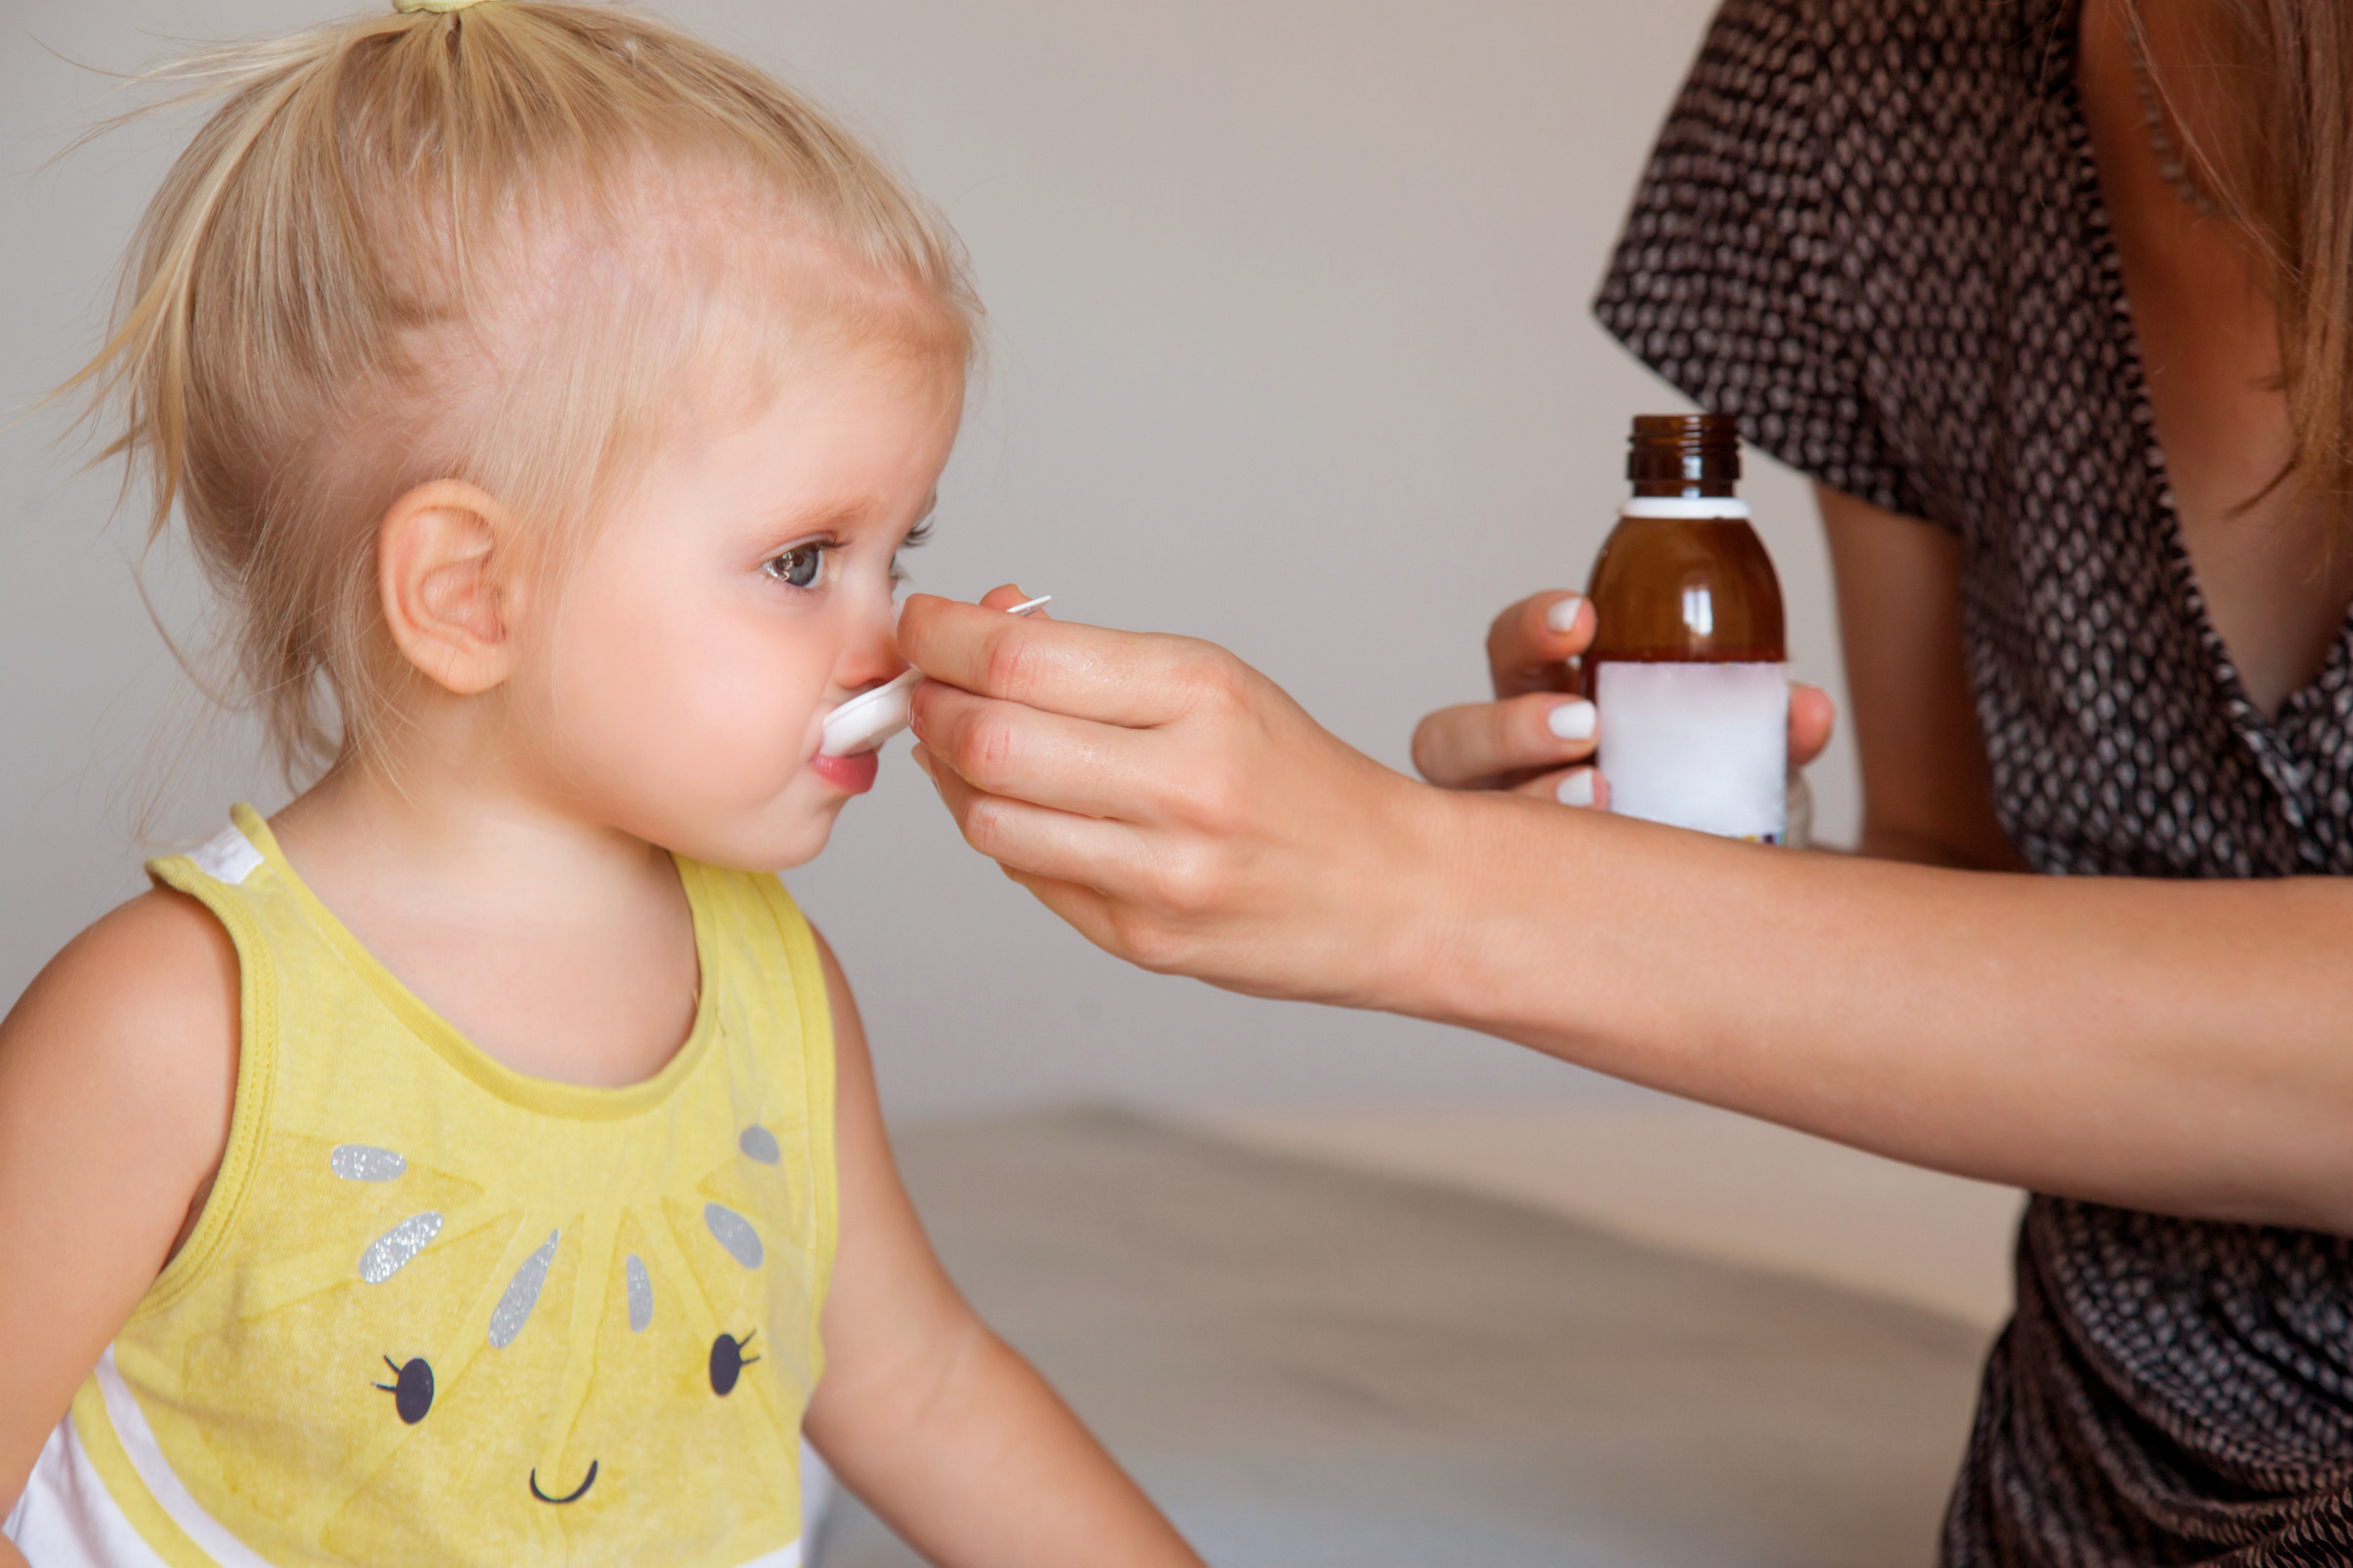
[269,758,703,1091]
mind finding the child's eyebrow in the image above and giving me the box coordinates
[755,491,936,543]
[753,501,867,542]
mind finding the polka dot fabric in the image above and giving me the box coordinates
[1596,1,2353,1563]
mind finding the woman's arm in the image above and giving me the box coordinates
[0,891,239,1534]
[899,587,2353,1235]
[798,930,1202,1568]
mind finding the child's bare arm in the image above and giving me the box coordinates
[0,891,239,1528]
[799,931,1202,1568]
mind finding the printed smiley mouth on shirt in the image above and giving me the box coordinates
[530,1461,599,1505]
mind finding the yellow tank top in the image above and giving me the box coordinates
[6,805,836,1568]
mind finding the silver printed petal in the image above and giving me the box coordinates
[359,1212,443,1283]
[738,1126,781,1165]
[625,1253,653,1333]
[704,1204,763,1268]
[487,1231,559,1348]
[330,1145,407,1182]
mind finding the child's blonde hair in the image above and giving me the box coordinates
[64,0,979,780]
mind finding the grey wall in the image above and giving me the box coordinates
[1,0,1852,1118]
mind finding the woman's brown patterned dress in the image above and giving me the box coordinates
[1596,1,2353,1561]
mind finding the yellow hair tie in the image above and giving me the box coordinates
[393,0,492,13]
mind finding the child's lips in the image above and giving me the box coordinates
[809,747,880,795]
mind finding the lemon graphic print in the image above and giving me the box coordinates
[8,809,836,1568]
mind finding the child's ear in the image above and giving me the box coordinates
[378,481,524,696]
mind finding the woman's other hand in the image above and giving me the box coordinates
[898,586,1450,1010]
[1408,591,1836,805]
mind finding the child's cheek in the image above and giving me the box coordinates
[540,592,822,812]
[641,618,828,798]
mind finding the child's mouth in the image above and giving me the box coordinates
[809,748,881,795]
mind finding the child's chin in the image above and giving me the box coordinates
[755,813,842,873]
[664,801,843,875]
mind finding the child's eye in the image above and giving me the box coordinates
[762,544,826,589]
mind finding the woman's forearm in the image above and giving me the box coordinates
[898,594,2353,1231]
[1407,788,2353,1231]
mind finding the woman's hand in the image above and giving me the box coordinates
[1408,590,1837,806]
[898,587,1457,1010]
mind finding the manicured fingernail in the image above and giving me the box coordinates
[1546,700,1596,741]
[1557,769,1596,808]
[1545,595,1587,634]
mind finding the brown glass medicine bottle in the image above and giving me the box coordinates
[1581,414,1792,842]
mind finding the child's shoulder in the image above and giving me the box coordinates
[20,885,239,1049]
[3,886,240,1209]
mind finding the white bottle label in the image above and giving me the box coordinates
[1595,661,1788,842]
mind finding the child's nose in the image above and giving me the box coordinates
[835,596,906,692]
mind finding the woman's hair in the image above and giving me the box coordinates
[2148,0,2353,517]
[63,1,979,780]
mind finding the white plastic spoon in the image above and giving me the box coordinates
[818,595,1053,757]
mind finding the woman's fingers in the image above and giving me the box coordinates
[991,867,1170,971]
[912,744,1153,887]
[898,593,1209,727]
[1480,591,1836,764]
[1436,587,1839,794]
[1487,591,1593,698]
[1412,692,1597,790]
[910,679,1162,822]
[1791,682,1836,767]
